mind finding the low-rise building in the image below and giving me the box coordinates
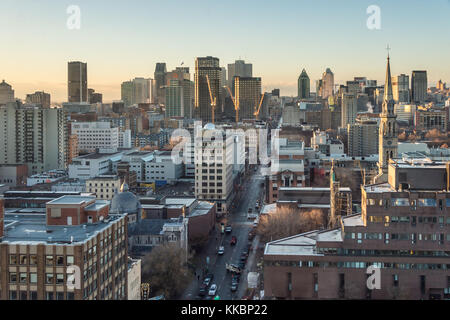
[86,175,121,200]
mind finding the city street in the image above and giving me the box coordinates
[181,165,265,300]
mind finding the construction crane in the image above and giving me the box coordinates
[253,94,265,120]
[205,74,217,124]
[356,159,366,186]
[224,85,239,123]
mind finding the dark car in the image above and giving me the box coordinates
[230,236,237,246]
[198,284,208,296]
[231,283,238,292]
[225,225,232,233]
[238,261,245,269]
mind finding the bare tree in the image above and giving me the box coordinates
[141,243,193,299]
[256,208,326,243]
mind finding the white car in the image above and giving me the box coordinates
[218,246,225,255]
[208,284,217,296]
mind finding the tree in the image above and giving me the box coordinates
[141,243,193,299]
[256,208,326,243]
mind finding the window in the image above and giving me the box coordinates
[9,291,17,300]
[46,273,54,284]
[67,255,74,265]
[9,272,17,283]
[46,255,54,266]
[418,199,436,207]
[46,292,54,300]
[391,198,409,206]
[30,273,37,284]
[20,255,28,265]
[30,255,37,265]
[56,256,64,266]
[20,273,27,283]
[9,255,17,265]
[56,274,64,285]
[393,274,399,287]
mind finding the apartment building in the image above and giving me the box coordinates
[86,175,121,200]
[71,122,119,154]
[264,159,450,300]
[0,195,128,300]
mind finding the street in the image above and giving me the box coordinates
[181,165,265,300]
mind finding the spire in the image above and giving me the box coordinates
[383,47,393,103]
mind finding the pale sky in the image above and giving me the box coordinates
[0,0,449,102]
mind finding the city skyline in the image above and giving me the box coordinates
[1,0,449,102]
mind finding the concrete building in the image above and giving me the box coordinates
[68,61,88,103]
[71,122,119,154]
[264,160,450,300]
[0,80,15,105]
[26,91,51,108]
[69,152,122,180]
[414,106,447,132]
[392,74,410,104]
[195,56,222,123]
[394,104,416,124]
[341,92,357,128]
[86,175,121,200]
[127,258,141,300]
[298,69,310,99]
[348,117,379,157]
[121,78,153,107]
[0,165,28,187]
[194,124,234,216]
[311,131,345,157]
[0,195,128,300]
[154,63,167,105]
[88,89,103,104]
[143,151,183,185]
[227,60,252,88]
[411,71,428,104]
[0,103,68,175]
[27,170,67,187]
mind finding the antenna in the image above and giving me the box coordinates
[386,44,391,58]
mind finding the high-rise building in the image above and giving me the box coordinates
[375,54,398,183]
[234,76,262,121]
[392,74,410,104]
[166,68,193,119]
[25,91,51,108]
[68,61,88,103]
[165,79,185,118]
[411,71,428,104]
[195,56,222,123]
[154,63,167,104]
[321,68,334,98]
[0,103,68,175]
[347,117,379,157]
[121,78,153,107]
[298,69,310,99]
[0,195,129,300]
[341,92,357,127]
[71,122,119,153]
[0,80,15,105]
[227,60,252,88]
[88,89,103,104]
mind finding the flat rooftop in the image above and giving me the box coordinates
[2,213,124,245]
[265,231,321,256]
[47,195,96,205]
[76,153,121,160]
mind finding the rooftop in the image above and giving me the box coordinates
[47,195,96,205]
[264,231,321,256]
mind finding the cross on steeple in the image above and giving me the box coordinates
[386,44,391,58]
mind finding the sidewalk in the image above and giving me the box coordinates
[236,234,260,299]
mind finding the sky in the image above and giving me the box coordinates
[1,0,449,103]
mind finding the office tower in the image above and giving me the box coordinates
[392,74,410,103]
[411,71,427,104]
[154,63,167,104]
[88,89,103,104]
[0,103,68,175]
[0,80,15,105]
[26,91,51,108]
[347,117,379,157]
[165,79,185,118]
[221,67,227,89]
[376,54,398,182]
[321,68,334,98]
[227,60,252,88]
[298,69,310,99]
[195,56,222,123]
[194,125,234,215]
[316,79,323,98]
[346,81,361,94]
[68,61,88,102]
[0,195,128,300]
[341,92,357,127]
[234,76,262,121]
[264,159,450,300]
[121,78,152,107]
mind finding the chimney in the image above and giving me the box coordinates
[0,198,4,239]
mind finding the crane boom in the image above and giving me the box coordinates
[205,75,216,124]
[225,85,239,123]
[253,94,265,119]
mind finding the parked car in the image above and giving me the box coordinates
[198,284,207,296]
[230,236,237,246]
[231,282,238,292]
[225,225,232,233]
[226,263,242,274]
[218,246,225,255]
[208,284,217,296]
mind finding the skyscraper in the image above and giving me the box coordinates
[341,92,357,127]
[321,68,334,98]
[0,80,15,105]
[411,71,428,104]
[297,69,310,99]
[392,74,410,103]
[195,56,222,123]
[227,60,252,89]
[121,78,153,107]
[376,54,398,182]
[154,63,167,104]
[165,79,185,118]
[234,76,262,121]
[26,91,51,108]
[68,61,88,103]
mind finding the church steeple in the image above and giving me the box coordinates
[383,53,394,104]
